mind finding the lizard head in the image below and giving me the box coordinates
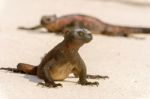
[64,28,93,44]
[41,14,57,25]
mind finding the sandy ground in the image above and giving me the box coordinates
[0,0,150,99]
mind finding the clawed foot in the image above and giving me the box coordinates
[78,81,99,87]
[87,75,109,79]
[37,82,62,88]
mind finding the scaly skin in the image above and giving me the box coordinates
[18,14,150,38]
[0,28,108,88]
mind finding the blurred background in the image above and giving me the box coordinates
[0,0,150,29]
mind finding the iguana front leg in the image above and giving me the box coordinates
[38,60,62,88]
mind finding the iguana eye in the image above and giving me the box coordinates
[46,18,51,22]
[78,32,84,36]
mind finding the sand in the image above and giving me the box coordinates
[0,0,150,99]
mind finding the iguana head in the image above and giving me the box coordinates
[41,14,57,25]
[64,28,92,44]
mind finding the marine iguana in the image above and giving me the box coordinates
[18,14,150,38]
[0,28,108,88]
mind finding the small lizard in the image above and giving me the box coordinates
[0,28,108,88]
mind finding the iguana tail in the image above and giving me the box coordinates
[18,24,43,30]
[105,24,150,34]
[0,63,37,75]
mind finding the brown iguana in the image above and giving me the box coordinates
[18,14,150,38]
[0,28,108,88]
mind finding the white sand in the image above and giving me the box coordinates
[0,0,150,99]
